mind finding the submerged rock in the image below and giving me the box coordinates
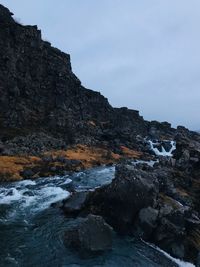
[62,191,89,215]
[64,214,113,252]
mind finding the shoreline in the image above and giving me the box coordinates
[0,144,143,182]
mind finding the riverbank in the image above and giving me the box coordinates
[0,144,143,182]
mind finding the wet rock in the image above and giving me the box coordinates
[161,141,172,152]
[62,191,89,215]
[135,207,159,239]
[171,243,185,259]
[21,169,35,179]
[64,214,113,252]
[85,164,159,233]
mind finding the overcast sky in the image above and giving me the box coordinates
[2,0,200,130]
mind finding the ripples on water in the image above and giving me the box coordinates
[0,165,194,267]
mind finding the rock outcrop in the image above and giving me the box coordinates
[61,142,200,264]
[85,164,159,233]
[64,214,113,252]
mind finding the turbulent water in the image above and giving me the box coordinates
[0,165,194,267]
[148,140,176,157]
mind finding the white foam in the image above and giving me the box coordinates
[16,180,36,186]
[34,186,70,210]
[174,200,184,207]
[149,140,176,157]
[0,188,22,204]
[61,178,72,185]
[75,172,84,177]
[97,167,115,174]
[133,159,158,167]
[22,195,36,208]
[0,183,70,214]
[144,241,195,267]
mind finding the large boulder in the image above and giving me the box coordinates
[64,214,113,252]
[62,191,89,215]
[85,164,159,232]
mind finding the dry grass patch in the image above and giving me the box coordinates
[0,144,143,181]
[0,156,40,181]
[45,145,121,168]
[46,144,142,168]
[120,146,143,158]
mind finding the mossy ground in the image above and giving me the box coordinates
[0,145,143,181]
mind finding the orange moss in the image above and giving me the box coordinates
[0,144,142,181]
[120,146,143,158]
[45,145,122,169]
[0,156,40,181]
[45,144,141,168]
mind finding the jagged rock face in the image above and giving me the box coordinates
[0,4,112,140]
[0,4,148,150]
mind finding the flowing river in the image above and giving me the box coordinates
[0,166,194,267]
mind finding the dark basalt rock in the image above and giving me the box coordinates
[20,169,35,179]
[62,191,90,215]
[83,164,159,233]
[61,155,200,264]
[135,207,159,239]
[64,214,113,252]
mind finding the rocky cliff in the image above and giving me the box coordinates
[0,4,150,155]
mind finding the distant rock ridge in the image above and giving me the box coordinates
[0,4,199,155]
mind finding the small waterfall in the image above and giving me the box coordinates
[148,140,176,157]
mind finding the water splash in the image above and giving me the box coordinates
[148,140,176,157]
